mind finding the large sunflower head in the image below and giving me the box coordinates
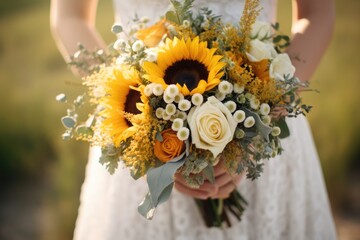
[100,66,145,146]
[142,37,226,96]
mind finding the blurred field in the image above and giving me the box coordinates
[0,0,359,239]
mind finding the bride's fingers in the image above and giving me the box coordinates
[210,181,237,199]
[213,163,227,177]
[174,176,219,196]
[213,172,236,187]
[174,181,210,200]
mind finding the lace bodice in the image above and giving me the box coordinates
[114,0,278,27]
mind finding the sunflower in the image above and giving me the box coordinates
[142,37,225,96]
[100,66,145,146]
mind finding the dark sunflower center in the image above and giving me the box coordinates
[164,60,208,91]
[124,89,141,126]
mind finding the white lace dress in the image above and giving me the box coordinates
[73,0,337,239]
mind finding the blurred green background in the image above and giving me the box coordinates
[0,0,359,239]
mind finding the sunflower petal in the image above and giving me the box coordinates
[190,80,207,95]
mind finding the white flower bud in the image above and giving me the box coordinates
[245,92,255,100]
[237,94,246,104]
[271,126,281,136]
[182,20,191,28]
[113,39,126,50]
[233,83,245,94]
[163,95,174,104]
[176,111,187,120]
[177,127,190,141]
[225,101,237,113]
[174,93,184,103]
[260,103,271,115]
[250,98,260,110]
[218,81,233,94]
[162,111,171,120]
[191,93,203,106]
[215,90,226,101]
[233,110,246,123]
[178,99,191,111]
[155,107,164,119]
[153,84,164,96]
[235,128,245,139]
[171,118,184,131]
[145,49,158,62]
[144,83,154,97]
[165,103,176,116]
[132,40,144,52]
[244,116,255,128]
[262,115,271,125]
[164,84,179,98]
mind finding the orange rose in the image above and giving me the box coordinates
[154,129,185,162]
[136,19,168,47]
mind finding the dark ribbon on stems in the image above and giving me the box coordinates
[194,189,247,228]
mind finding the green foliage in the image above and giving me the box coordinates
[166,0,194,24]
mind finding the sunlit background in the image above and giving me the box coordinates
[0,0,359,239]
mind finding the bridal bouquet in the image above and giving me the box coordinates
[58,0,311,227]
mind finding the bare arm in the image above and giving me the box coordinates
[50,0,106,61]
[287,0,335,82]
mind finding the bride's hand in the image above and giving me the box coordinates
[174,159,244,199]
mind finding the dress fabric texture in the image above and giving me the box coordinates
[74,0,337,239]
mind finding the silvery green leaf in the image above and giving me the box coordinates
[275,118,290,139]
[111,24,123,34]
[56,93,67,103]
[138,192,155,220]
[165,11,179,24]
[75,125,94,137]
[137,184,173,220]
[203,164,215,183]
[156,131,163,142]
[147,153,186,207]
[61,116,76,129]
[243,109,272,142]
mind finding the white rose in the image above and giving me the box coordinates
[246,39,277,62]
[251,21,273,41]
[270,53,296,81]
[187,96,237,158]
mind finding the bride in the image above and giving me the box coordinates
[50,0,337,239]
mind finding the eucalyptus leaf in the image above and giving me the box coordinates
[243,109,272,142]
[165,11,179,24]
[156,131,163,142]
[275,118,290,139]
[147,153,186,207]
[111,24,123,34]
[61,116,76,129]
[138,192,156,220]
[75,125,94,137]
[203,164,215,184]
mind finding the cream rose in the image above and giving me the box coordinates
[246,39,277,62]
[270,53,296,81]
[251,21,273,41]
[187,96,237,158]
